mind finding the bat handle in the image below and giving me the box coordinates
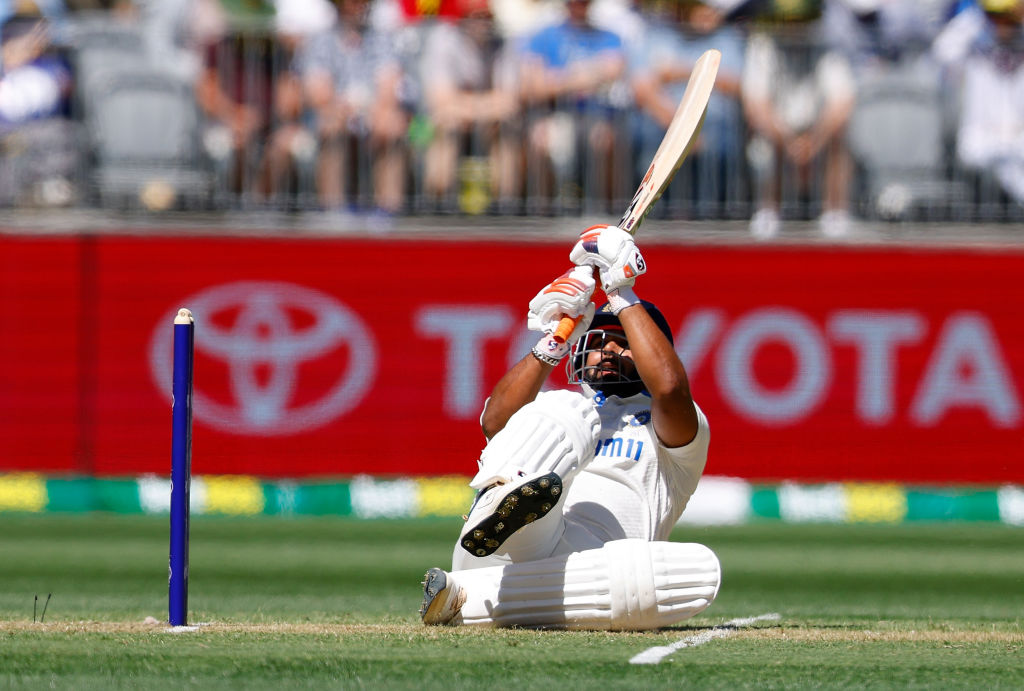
[552,314,582,344]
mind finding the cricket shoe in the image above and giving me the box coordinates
[458,470,563,558]
[420,567,465,626]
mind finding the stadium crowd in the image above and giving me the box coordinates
[1,0,1023,234]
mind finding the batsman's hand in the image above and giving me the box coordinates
[569,225,647,293]
[527,266,596,342]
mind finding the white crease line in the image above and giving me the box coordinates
[629,612,781,665]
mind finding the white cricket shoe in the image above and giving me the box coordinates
[458,470,563,558]
[750,207,780,239]
[819,209,852,238]
[420,567,465,626]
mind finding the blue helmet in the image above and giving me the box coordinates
[585,300,673,344]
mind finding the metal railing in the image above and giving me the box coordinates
[13,14,1021,224]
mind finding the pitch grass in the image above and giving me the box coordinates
[0,516,1021,689]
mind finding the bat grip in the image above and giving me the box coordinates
[552,314,581,344]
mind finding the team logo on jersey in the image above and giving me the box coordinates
[149,281,377,436]
[629,410,651,426]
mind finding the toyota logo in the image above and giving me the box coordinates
[149,281,377,436]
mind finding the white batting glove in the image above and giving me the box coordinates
[527,266,597,335]
[527,267,596,364]
[569,225,647,294]
[530,303,595,365]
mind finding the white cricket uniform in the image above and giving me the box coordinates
[451,389,710,570]
[561,390,710,548]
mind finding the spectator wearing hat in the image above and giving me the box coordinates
[953,0,1024,207]
[741,0,856,238]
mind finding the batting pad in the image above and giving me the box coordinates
[470,390,600,491]
[450,538,721,630]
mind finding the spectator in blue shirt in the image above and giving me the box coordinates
[519,0,628,213]
[628,0,746,218]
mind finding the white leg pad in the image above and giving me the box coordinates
[449,539,721,630]
[470,390,599,491]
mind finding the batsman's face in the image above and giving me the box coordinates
[583,331,637,383]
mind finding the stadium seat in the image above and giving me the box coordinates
[848,57,969,221]
[83,69,213,211]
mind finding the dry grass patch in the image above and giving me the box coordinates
[734,626,1023,644]
[0,620,423,635]
[2,619,1020,646]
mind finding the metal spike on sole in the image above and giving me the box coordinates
[419,568,447,618]
[459,472,563,557]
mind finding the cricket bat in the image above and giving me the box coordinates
[553,49,721,343]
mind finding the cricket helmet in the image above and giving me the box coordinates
[567,300,674,397]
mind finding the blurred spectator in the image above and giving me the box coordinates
[125,0,202,82]
[255,0,336,206]
[0,0,66,30]
[823,0,958,70]
[519,0,628,213]
[0,5,80,207]
[824,0,961,222]
[419,0,521,213]
[295,0,411,214]
[742,0,856,238]
[492,0,565,42]
[193,0,281,204]
[274,0,337,38]
[628,0,745,218]
[932,0,991,72]
[954,0,1024,206]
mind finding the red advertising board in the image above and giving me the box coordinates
[1,234,1022,483]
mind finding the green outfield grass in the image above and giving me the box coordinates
[0,515,1021,689]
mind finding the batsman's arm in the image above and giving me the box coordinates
[570,225,697,447]
[482,268,596,439]
[618,304,698,448]
[479,354,553,440]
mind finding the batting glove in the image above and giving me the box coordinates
[527,267,596,364]
[528,266,596,334]
[569,225,647,294]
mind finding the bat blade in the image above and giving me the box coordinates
[618,48,721,234]
[551,49,720,343]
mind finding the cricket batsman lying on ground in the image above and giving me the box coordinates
[419,225,720,630]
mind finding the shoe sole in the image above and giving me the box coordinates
[459,472,562,557]
[419,567,448,624]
